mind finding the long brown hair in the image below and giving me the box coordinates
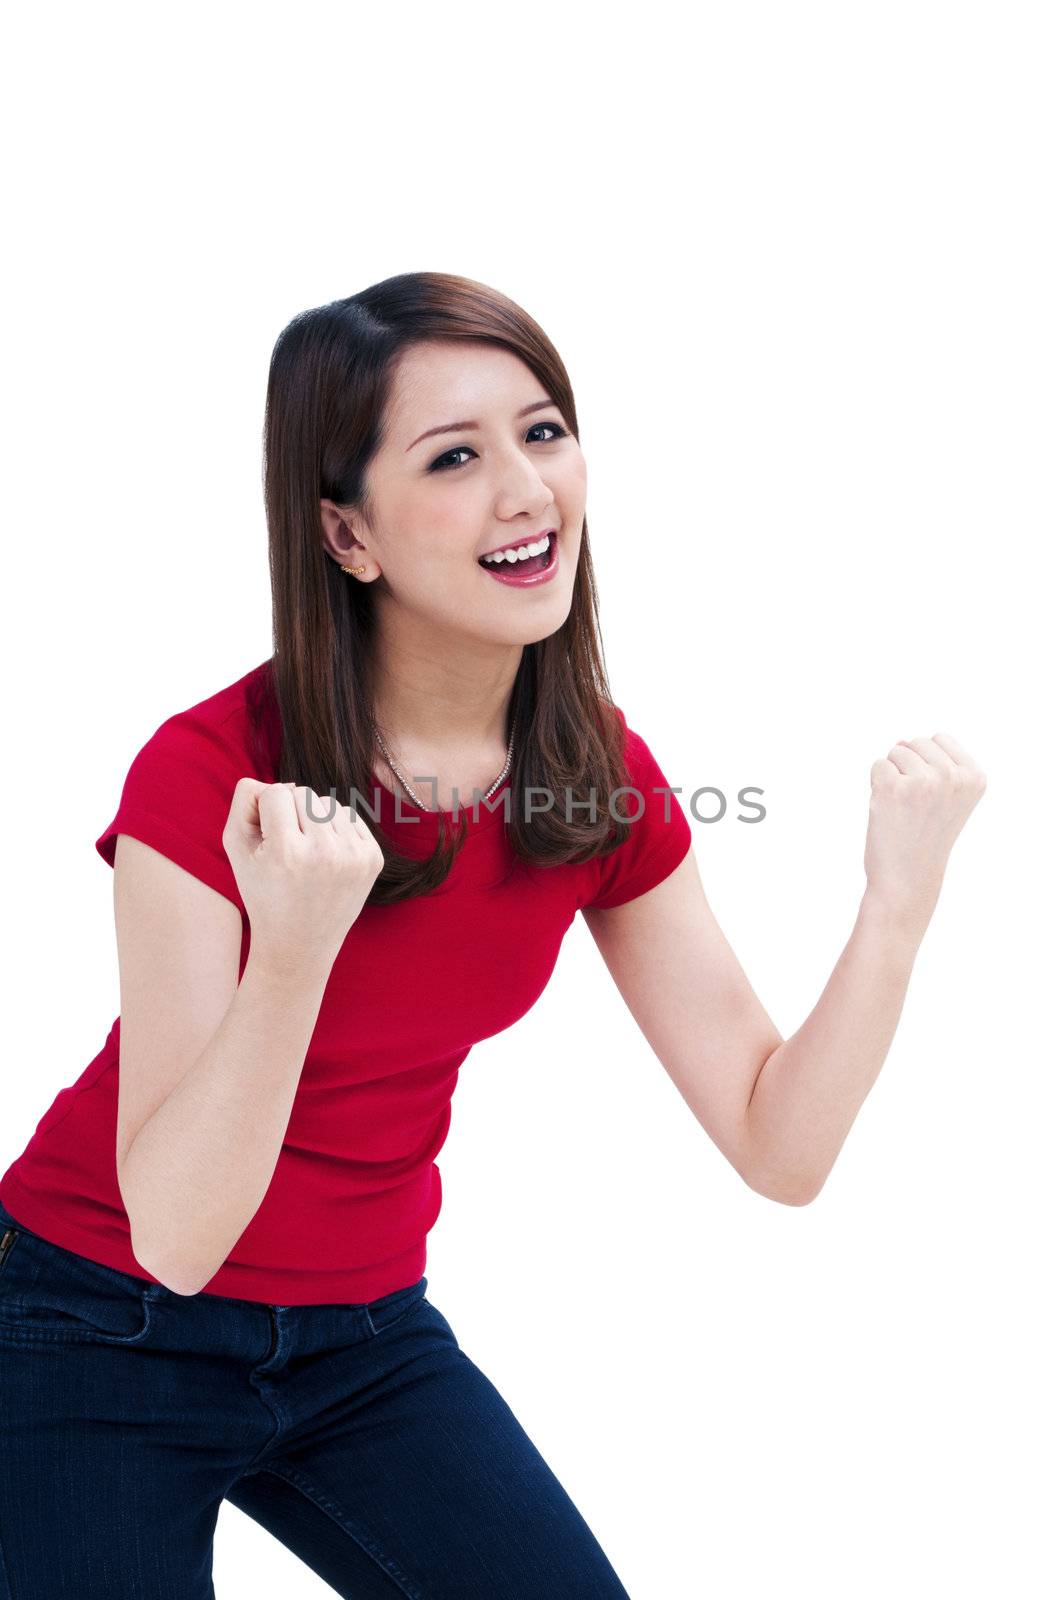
[254,270,634,905]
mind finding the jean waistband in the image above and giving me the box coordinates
[0,1193,428,1322]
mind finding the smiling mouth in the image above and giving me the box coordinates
[476,529,560,587]
[477,530,556,572]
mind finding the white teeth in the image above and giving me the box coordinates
[480,534,551,565]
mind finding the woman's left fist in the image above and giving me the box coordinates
[863,734,987,921]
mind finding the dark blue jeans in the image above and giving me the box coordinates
[0,1198,632,1599]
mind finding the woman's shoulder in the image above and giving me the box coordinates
[604,700,663,780]
[577,699,692,912]
[158,657,274,736]
[93,659,279,909]
[142,658,278,774]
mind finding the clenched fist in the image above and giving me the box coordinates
[222,778,385,975]
[864,734,987,923]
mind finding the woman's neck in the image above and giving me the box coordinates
[367,633,523,808]
[368,632,523,749]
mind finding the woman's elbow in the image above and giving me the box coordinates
[742,1161,826,1207]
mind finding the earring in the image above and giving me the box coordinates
[342,564,367,577]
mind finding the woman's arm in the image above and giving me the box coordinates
[739,887,936,1203]
[582,732,987,1205]
[116,778,383,1296]
[115,834,336,1295]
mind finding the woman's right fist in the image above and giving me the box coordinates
[222,778,385,973]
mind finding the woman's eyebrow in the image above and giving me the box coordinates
[406,398,556,452]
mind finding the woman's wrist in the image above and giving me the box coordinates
[860,875,942,941]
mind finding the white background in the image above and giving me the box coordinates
[1,3,1059,1596]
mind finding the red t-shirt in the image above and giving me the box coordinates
[0,661,692,1304]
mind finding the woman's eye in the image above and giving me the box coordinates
[527,421,568,445]
[428,421,569,473]
[430,446,476,472]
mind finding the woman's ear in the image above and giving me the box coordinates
[320,499,375,576]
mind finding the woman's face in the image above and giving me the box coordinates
[323,339,586,647]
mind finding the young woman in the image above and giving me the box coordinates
[0,271,986,1598]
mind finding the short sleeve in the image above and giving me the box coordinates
[580,712,693,911]
[95,709,247,913]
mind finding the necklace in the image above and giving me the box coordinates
[372,723,516,814]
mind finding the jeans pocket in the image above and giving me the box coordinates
[0,1224,154,1345]
[364,1274,429,1336]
